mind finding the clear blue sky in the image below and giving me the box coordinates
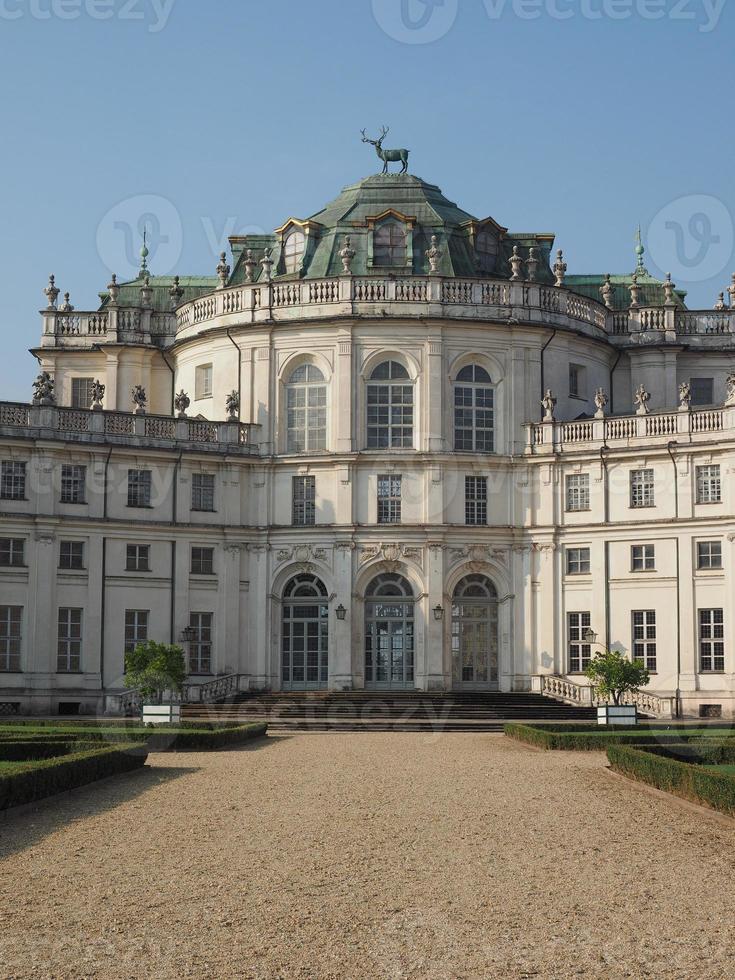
[1,0,733,401]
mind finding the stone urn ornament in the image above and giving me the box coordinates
[59,292,74,312]
[425,235,442,274]
[169,275,185,310]
[260,248,274,283]
[44,274,60,310]
[107,274,120,306]
[339,236,356,274]
[216,252,230,289]
[131,384,147,415]
[628,274,640,310]
[174,389,190,418]
[663,273,676,306]
[526,246,539,282]
[509,245,524,282]
[714,292,727,311]
[553,249,567,287]
[634,383,650,416]
[244,249,258,283]
[600,274,615,310]
[140,276,153,309]
[32,371,55,406]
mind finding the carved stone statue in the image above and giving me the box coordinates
[243,249,258,284]
[225,390,240,421]
[526,247,539,283]
[628,274,640,309]
[678,380,692,411]
[553,249,567,288]
[360,126,409,175]
[32,371,55,406]
[107,274,120,306]
[339,236,356,274]
[600,274,615,310]
[140,276,153,309]
[131,384,147,415]
[169,275,184,310]
[44,274,60,310]
[541,388,556,421]
[216,252,230,289]
[634,383,650,416]
[425,235,442,274]
[90,380,105,411]
[260,248,274,283]
[594,388,608,419]
[509,246,524,282]
[174,389,190,418]
[663,273,676,306]
[725,374,735,408]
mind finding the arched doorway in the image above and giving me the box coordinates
[365,573,415,689]
[281,574,328,690]
[451,575,499,690]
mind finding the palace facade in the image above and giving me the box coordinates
[2,171,735,718]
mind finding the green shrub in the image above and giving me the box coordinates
[0,743,147,811]
[607,744,735,815]
[503,722,732,751]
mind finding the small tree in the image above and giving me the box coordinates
[584,649,650,705]
[124,641,187,704]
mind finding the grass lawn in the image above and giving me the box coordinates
[705,764,735,776]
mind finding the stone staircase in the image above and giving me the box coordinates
[183,690,597,732]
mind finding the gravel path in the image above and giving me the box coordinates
[1,733,735,979]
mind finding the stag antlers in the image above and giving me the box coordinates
[361,126,390,145]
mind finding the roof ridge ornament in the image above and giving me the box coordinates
[360,126,410,175]
[139,227,150,279]
[634,225,649,276]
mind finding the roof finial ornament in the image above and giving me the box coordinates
[526,246,539,282]
[628,273,640,310]
[243,249,258,284]
[339,236,356,275]
[44,274,60,310]
[663,273,676,306]
[260,247,274,283]
[553,249,567,287]
[634,225,648,276]
[216,251,230,289]
[140,227,150,279]
[509,245,524,281]
[425,234,442,275]
[360,126,409,175]
[107,273,120,306]
[169,275,184,310]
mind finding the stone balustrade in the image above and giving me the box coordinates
[0,402,257,453]
[40,276,735,349]
[533,674,675,718]
[526,405,731,454]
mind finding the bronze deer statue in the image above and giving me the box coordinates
[361,127,410,175]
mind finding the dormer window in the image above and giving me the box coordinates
[283,230,305,274]
[374,219,406,268]
[475,231,498,274]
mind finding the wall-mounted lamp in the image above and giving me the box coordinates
[433,604,444,621]
[582,627,597,644]
[180,626,196,644]
[335,604,347,621]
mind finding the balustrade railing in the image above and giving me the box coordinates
[183,674,240,703]
[534,675,674,718]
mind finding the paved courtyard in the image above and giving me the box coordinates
[1,733,735,979]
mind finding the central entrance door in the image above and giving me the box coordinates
[451,574,499,690]
[365,573,415,689]
[281,574,328,690]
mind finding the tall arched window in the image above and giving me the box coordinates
[374,220,406,267]
[283,230,305,274]
[367,361,413,449]
[282,574,328,690]
[454,365,494,453]
[365,573,414,689]
[451,574,499,690]
[286,364,327,453]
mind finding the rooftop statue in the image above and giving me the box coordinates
[360,126,409,175]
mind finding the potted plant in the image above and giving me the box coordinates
[124,641,187,725]
[583,648,651,726]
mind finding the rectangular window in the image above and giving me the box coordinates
[191,546,215,575]
[697,541,722,570]
[566,547,590,575]
[699,609,724,672]
[569,363,586,398]
[124,609,149,655]
[631,544,655,571]
[57,608,82,672]
[632,610,657,671]
[191,473,215,512]
[60,464,86,504]
[195,364,213,399]
[59,540,84,570]
[696,465,721,504]
[565,474,590,512]
[568,611,592,673]
[454,384,494,453]
[0,606,21,672]
[127,469,152,508]
[189,612,212,673]
[126,544,150,572]
[690,378,714,406]
[292,476,316,527]
[465,476,488,526]
[377,475,402,524]
[1,461,26,500]
[630,468,655,508]
[71,377,95,409]
[0,538,25,567]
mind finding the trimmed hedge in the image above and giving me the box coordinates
[144,722,268,751]
[0,722,268,752]
[503,722,734,752]
[0,743,147,811]
[633,740,735,766]
[607,744,735,816]
[0,719,246,732]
